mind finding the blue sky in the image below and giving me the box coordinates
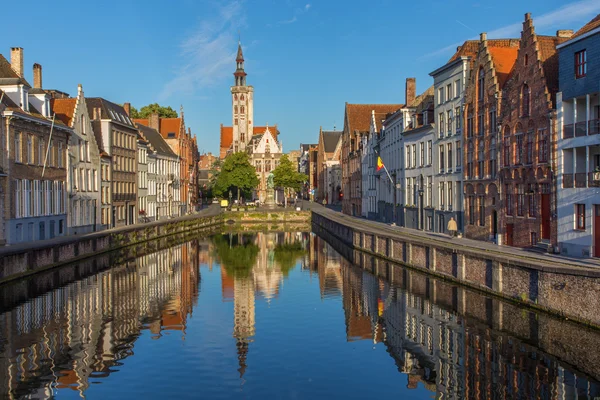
[2,0,599,155]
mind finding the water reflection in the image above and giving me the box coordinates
[0,231,599,399]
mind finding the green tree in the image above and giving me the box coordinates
[272,154,307,207]
[212,234,258,278]
[273,241,306,277]
[213,152,259,202]
[131,103,178,118]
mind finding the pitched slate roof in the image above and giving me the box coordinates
[0,54,30,86]
[136,123,177,158]
[86,98,136,128]
[570,14,600,40]
[345,104,403,134]
[322,131,342,153]
[537,35,570,99]
[51,98,77,127]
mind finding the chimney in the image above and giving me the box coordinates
[556,30,574,38]
[10,47,24,78]
[480,32,487,42]
[405,77,416,107]
[123,102,131,116]
[33,63,42,89]
[525,12,531,21]
[149,112,160,130]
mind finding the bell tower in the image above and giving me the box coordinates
[231,40,254,152]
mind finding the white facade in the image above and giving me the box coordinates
[556,91,600,257]
[231,43,254,153]
[137,139,149,221]
[147,152,157,221]
[430,57,468,233]
[362,111,380,218]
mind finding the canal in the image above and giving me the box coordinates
[1,230,599,399]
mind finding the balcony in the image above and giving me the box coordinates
[575,172,587,187]
[564,124,574,138]
[590,119,600,135]
[590,172,600,187]
[575,121,587,137]
[563,173,600,188]
[564,120,600,138]
[563,174,574,188]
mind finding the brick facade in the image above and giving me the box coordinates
[498,14,568,248]
[463,35,519,241]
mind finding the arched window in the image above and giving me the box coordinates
[489,137,497,178]
[521,84,530,117]
[240,105,245,114]
[234,94,238,100]
[467,140,474,179]
[478,140,485,178]
[234,105,238,114]
[524,53,528,66]
[240,94,245,100]
[477,68,485,103]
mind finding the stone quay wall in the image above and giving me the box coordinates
[0,211,223,284]
[312,210,600,328]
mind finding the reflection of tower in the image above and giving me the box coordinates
[233,275,255,377]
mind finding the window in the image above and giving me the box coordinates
[412,144,416,168]
[517,184,525,216]
[575,50,587,78]
[467,114,474,138]
[427,176,432,207]
[447,110,453,134]
[455,107,462,131]
[478,68,485,103]
[439,113,445,137]
[454,80,460,98]
[58,142,63,168]
[440,182,445,209]
[489,109,497,133]
[456,141,462,167]
[576,204,585,230]
[420,142,424,167]
[448,182,453,209]
[478,195,485,226]
[446,84,452,102]
[478,140,484,178]
[524,53,528,66]
[477,113,484,136]
[528,184,536,217]
[489,137,497,178]
[406,146,411,169]
[447,143,453,170]
[438,88,444,104]
[234,105,238,114]
[538,128,548,163]
[38,138,44,166]
[468,196,475,224]
[79,139,84,160]
[516,135,524,165]
[521,84,530,117]
[406,178,412,205]
[26,135,33,164]
[467,141,474,179]
[503,133,511,166]
[526,131,534,164]
[427,141,432,165]
[14,132,22,163]
[439,145,445,171]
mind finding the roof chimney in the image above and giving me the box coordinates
[405,77,416,107]
[123,102,131,116]
[480,32,487,42]
[33,63,42,89]
[149,112,160,130]
[556,30,574,38]
[10,47,24,78]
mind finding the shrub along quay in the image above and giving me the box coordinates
[310,204,600,329]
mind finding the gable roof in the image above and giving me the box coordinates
[345,104,403,134]
[570,14,600,41]
[134,117,183,139]
[447,40,479,63]
[136,123,177,158]
[0,54,30,86]
[488,45,519,88]
[86,98,136,128]
[220,125,233,155]
[51,98,77,127]
[322,131,342,153]
[537,35,570,99]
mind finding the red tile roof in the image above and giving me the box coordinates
[488,46,519,88]
[133,118,148,126]
[51,98,77,127]
[448,40,479,63]
[570,14,600,40]
[134,117,182,139]
[253,125,279,137]
[220,125,233,158]
[345,104,403,134]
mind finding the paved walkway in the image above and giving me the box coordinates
[0,205,222,256]
[303,201,600,274]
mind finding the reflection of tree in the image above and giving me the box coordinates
[273,242,306,276]
[212,234,259,278]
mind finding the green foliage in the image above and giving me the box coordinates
[212,234,259,278]
[273,242,306,276]
[272,154,306,192]
[130,103,178,119]
[213,152,259,199]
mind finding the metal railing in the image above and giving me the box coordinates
[575,173,587,188]
[562,174,573,188]
[575,121,587,137]
[589,119,600,135]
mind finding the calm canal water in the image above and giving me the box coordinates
[1,231,600,399]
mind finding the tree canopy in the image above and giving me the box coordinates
[212,234,258,278]
[272,154,307,206]
[212,152,259,200]
[129,103,178,119]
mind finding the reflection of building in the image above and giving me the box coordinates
[0,240,201,397]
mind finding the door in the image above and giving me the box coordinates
[595,205,600,258]
[506,224,514,246]
[541,194,551,240]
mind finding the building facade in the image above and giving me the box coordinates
[88,98,138,228]
[463,35,519,242]
[248,126,283,203]
[52,85,102,235]
[499,14,570,249]
[430,48,473,234]
[137,134,149,221]
[556,14,600,258]
[0,49,70,244]
[316,128,342,204]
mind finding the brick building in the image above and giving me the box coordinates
[463,35,519,241]
[499,13,571,248]
[316,127,342,203]
[342,103,402,216]
[0,49,71,244]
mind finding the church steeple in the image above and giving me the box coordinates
[234,41,247,86]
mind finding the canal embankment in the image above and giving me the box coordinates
[223,209,311,232]
[0,205,223,285]
[309,203,600,329]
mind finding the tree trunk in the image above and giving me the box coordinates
[284,187,288,208]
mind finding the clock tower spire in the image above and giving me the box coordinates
[231,40,254,152]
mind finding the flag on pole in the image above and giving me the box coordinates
[376,156,385,172]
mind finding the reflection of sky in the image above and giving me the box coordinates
[71,261,430,399]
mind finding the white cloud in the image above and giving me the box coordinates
[305,4,311,10]
[276,2,311,25]
[420,0,600,60]
[159,1,245,99]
